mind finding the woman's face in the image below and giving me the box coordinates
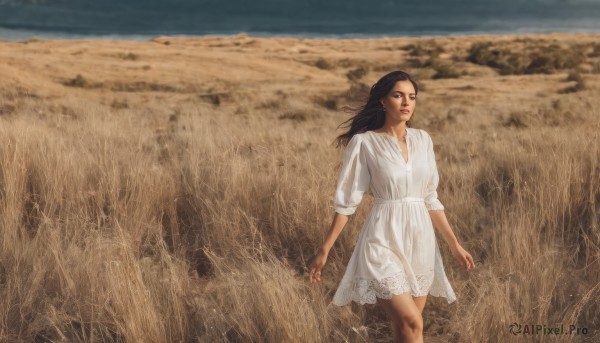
[379,80,416,124]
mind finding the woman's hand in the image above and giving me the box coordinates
[308,250,328,284]
[450,244,475,273]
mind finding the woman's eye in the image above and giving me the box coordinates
[393,95,416,100]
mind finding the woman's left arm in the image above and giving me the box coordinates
[429,209,475,273]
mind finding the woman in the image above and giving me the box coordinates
[307,70,475,343]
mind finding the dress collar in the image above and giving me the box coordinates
[368,127,412,139]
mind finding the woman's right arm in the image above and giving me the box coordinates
[308,134,369,284]
[308,212,349,284]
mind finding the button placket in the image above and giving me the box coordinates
[406,133,412,172]
[405,134,411,194]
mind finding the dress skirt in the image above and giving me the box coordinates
[331,197,457,305]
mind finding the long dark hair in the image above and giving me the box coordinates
[334,70,419,148]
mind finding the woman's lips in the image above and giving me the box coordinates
[400,110,410,114]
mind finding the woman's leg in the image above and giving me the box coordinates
[377,293,424,343]
[413,295,427,313]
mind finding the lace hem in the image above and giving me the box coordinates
[331,272,435,306]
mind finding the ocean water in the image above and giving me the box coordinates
[1,0,600,40]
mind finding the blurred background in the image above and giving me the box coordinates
[2,0,600,39]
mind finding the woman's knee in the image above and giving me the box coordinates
[378,294,423,337]
[396,312,423,333]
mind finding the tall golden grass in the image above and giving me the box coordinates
[0,34,599,342]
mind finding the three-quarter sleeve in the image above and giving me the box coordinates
[334,134,371,215]
[424,132,445,211]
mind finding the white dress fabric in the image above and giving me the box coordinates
[331,128,457,306]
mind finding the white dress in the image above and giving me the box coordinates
[331,128,457,306]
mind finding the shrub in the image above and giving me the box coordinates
[118,52,139,61]
[317,98,337,110]
[314,57,333,70]
[0,104,15,116]
[345,82,370,101]
[337,58,354,68]
[110,99,129,110]
[559,75,587,93]
[525,55,555,74]
[588,43,600,57]
[467,41,586,75]
[278,111,306,121]
[540,44,585,69]
[404,58,425,68]
[63,74,101,89]
[430,59,461,79]
[498,54,530,75]
[405,41,445,58]
[467,42,497,65]
[346,66,368,82]
[502,111,529,128]
[525,48,583,74]
[198,93,222,105]
[565,71,584,83]
[110,81,177,93]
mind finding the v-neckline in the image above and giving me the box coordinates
[368,129,410,164]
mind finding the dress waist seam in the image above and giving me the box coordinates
[373,197,425,204]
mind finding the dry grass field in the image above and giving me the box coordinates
[0,32,599,342]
